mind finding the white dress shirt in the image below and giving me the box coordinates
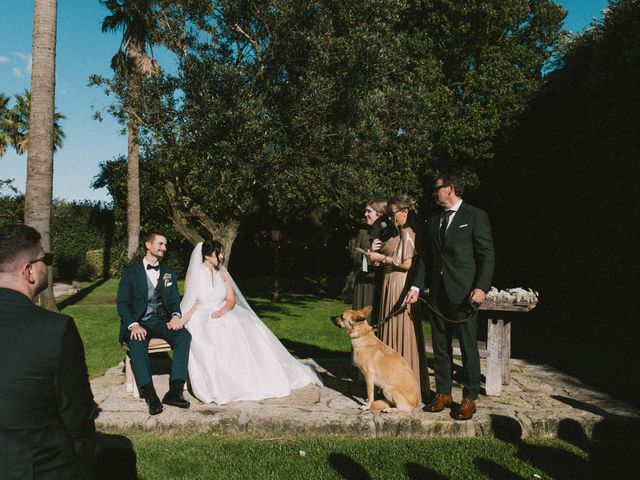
[142,258,160,287]
[410,199,464,292]
[441,199,463,233]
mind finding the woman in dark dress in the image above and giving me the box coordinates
[351,199,389,322]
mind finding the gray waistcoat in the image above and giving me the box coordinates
[141,275,167,322]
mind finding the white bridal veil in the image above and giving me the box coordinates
[180,242,256,317]
[180,242,323,401]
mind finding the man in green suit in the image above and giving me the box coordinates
[117,231,191,415]
[0,225,98,478]
[405,174,495,420]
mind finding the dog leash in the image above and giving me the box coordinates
[372,305,405,333]
[417,296,478,325]
[373,296,478,332]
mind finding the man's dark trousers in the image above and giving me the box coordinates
[126,315,190,388]
[430,281,481,400]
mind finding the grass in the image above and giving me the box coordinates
[123,433,591,479]
[62,304,123,377]
[60,277,630,479]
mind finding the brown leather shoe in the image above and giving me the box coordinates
[425,393,453,412]
[452,398,476,420]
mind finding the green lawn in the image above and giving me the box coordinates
[126,433,592,479]
[59,278,611,479]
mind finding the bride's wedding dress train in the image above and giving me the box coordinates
[181,247,321,405]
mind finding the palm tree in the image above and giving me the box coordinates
[0,93,12,156]
[24,0,58,311]
[7,90,65,155]
[101,0,158,259]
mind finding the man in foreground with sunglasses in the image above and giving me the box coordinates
[0,225,103,478]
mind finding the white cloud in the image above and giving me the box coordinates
[15,52,32,75]
[0,55,9,63]
[12,67,22,77]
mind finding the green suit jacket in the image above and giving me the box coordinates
[116,262,182,343]
[412,201,495,305]
[0,288,97,479]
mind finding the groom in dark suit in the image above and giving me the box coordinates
[0,225,98,478]
[405,174,494,420]
[117,231,191,415]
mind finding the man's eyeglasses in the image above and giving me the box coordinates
[433,185,448,192]
[29,253,54,267]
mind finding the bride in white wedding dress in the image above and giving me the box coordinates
[180,240,322,404]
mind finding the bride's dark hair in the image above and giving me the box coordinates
[201,239,223,262]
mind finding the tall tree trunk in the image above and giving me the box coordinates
[165,181,204,245]
[208,221,239,267]
[126,117,141,258]
[164,180,239,264]
[24,0,57,311]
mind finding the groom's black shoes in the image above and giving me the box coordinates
[162,380,190,409]
[140,383,163,415]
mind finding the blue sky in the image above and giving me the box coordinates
[0,0,609,203]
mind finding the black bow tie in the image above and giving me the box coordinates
[146,264,160,271]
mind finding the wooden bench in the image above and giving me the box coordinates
[123,338,172,398]
[425,296,537,396]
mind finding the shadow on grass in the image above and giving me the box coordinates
[94,432,137,480]
[479,412,640,480]
[404,463,448,479]
[328,453,371,480]
[279,338,349,360]
[248,293,338,321]
[57,278,110,309]
[474,458,521,479]
[248,300,303,320]
[237,275,347,300]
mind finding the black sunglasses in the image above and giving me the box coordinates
[29,253,54,267]
[433,185,448,192]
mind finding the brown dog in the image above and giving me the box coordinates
[332,306,419,412]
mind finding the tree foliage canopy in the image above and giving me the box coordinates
[94,0,565,253]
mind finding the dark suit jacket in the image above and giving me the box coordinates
[413,201,495,305]
[116,262,182,343]
[0,288,97,479]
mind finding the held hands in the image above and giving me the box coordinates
[469,288,486,306]
[166,314,184,330]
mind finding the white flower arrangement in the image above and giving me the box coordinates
[484,287,539,308]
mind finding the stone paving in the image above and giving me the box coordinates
[91,356,640,439]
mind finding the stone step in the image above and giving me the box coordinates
[91,358,640,439]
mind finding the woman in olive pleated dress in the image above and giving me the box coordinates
[351,199,389,322]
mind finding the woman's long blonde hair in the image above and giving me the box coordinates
[366,198,387,216]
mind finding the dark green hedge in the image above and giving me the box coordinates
[50,199,115,280]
